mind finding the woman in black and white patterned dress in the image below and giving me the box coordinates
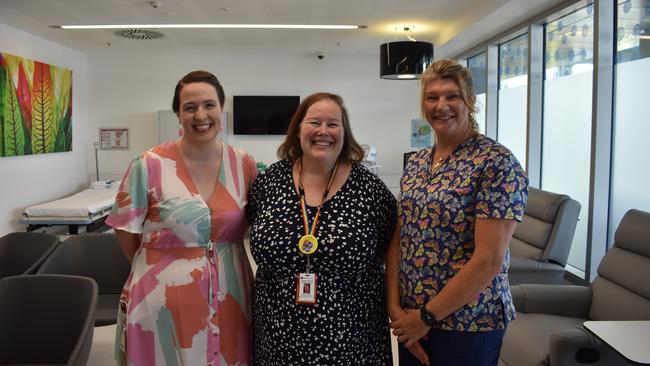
[246,92,396,365]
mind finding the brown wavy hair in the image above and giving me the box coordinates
[420,59,479,132]
[277,92,364,163]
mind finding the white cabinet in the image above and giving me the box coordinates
[157,110,180,144]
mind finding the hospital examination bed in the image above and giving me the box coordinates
[20,181,119,234]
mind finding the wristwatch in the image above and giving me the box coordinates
[420,306,442,328]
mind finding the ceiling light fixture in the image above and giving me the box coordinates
[54,24,366,30]
[380,26,434,80]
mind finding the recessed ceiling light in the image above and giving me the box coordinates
[54,24,366,30]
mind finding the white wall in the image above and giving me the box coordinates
[0,30,421,235]
[87,49,420,186]
[0,22,89,235]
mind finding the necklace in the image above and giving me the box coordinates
[432,156,445,170]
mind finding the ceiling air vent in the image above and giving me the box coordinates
[114,29,164,40]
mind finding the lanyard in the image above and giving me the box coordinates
[297,158,340,237]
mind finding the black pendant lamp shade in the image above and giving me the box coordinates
[380,41,434,79]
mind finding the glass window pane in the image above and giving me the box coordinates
[545,4,594,80]
[616,0,650,63]
[542,5,594,276]
[610,0,650,245]
[468,53,487,133]
[498,33,528,166]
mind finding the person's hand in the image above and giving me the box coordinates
[388,307,430,365]
[390,308,430,347]
[405,340,430,365]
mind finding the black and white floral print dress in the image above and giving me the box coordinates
[246,159,396,366]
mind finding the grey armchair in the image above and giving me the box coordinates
[500,209,650,366]
[0,274,98,366]
[0,231,60,278]
[37,233,131,326]
[509,187,581,285]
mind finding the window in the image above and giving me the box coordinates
[610,0,650,244]
[542,5,594,276]
[498,33,528,165]
[468,53,487,133]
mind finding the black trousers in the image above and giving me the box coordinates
[398,328,506,366]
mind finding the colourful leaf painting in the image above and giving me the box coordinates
[0,55,5,156]
[0,52,72,157]
[17,61,32,131]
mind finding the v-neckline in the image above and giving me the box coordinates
[172,140,224,205]
[290,159,353,208]
[427,133,479,176]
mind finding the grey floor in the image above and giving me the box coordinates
[88,324,117,365]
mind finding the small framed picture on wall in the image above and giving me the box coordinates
[100,128,129,150]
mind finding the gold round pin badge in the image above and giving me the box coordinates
[298,235,318,255]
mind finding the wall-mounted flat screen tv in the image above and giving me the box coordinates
[233,95,300,135]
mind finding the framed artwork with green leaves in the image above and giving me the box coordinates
[0,51,72,157]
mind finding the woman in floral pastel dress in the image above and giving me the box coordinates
[106,71,256,366]
[387,60,528,366]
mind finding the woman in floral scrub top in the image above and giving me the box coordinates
[388,60,528,366]
[106,71,256,366]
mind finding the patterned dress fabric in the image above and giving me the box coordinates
[399,134,528,331]
[106,140,256,366]
[246,160,396,365]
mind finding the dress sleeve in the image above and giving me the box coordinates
[373,173,398,253]
[245,168,263,226]
[105,154,150,233]
[475,150,528,221]
[243,152,258,196]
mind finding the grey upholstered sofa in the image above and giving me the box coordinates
[500,209,650,366]
[509,187,581,285]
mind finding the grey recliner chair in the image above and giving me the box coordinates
[509,187,581,285]
[500,209,650,366]
[0,231,60,279]
[37,233,131,326]
[0,274,98,366]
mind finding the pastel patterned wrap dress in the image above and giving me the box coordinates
[106,140,256,366]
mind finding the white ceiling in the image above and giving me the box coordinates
[0,0,566,58]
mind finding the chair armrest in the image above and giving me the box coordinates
[511,284,592,317]
[549,328,603,366]
[509,257,566,273]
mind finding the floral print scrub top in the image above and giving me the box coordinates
[106,140,257,365]
[399,134,528,331]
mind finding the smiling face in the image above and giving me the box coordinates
[423,78,472,140]
[298,99,344,166]
[177,82,222,145]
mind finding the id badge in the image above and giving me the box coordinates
[296,272,318,304]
